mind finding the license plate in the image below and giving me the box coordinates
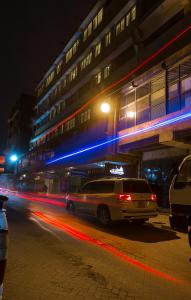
[137,201,146,208]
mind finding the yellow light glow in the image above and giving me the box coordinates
[100,102,111,113]
[126,111,136,119]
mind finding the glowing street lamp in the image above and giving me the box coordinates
[100,102,111,113]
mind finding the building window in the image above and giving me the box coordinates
[131,6,136,21]
[61,124,64,134]
[93,16,98,30]
[104,64,111,79]
[61,100,66,111]
[181,76,191,107]
[57,104,61,115]
[87,22,92,37]
[46,71,55,87]
[56,61,63,75]
[66,48,72,63]
[151,72,166,120]
[97,8,103,25]
[126,12,131,27]
[80,109,91,124]
[95,42,101,57]
[83,8,103,41]
[37,84,44,97]
[62,78,67,89]
[66,118,75,131]
[66,40,79,63]
[83,28,88,42]
[81,52,92,70]
[69,66,78,82]
[105,31,111,47]
[116,17,125,36]
[95,72,101,84]
[116,6,136,36]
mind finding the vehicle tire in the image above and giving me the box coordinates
[67,201,75,214]
[97,206,111,226]
[132,219,148,225]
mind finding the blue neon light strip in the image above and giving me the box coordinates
[47,110,191,165]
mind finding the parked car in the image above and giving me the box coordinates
[0,195,8,300]
[65,178,158,226]
[169,154,191,232]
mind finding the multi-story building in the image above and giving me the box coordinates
[7,93,34,162]
[23,0,191,206]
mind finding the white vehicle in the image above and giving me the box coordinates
[169,155,191,232]
[65,178,158,226]
[0,195,8,300]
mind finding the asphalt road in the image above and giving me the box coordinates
[2,192,191,300]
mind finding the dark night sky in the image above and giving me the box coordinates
[0,0,96,153]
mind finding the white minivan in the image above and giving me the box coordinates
[65,178,158,225]
[169,155,191,232]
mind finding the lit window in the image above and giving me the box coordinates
[46,71,55,87]
[66,118,75,131]
[105,31,111,47]
[56,61,63,74]
[97,8,103,25]
[131,6,136,21]
[116,17,125,36]
[62,78,66,89]
[80,109,91,124]
[81,52,92,70]
[87,22,92,37]
[104,64,111,79]
[37,85,44,97]
[83,28,88,41]
[73,40,79,55]
[93,15,98,30]
[95,72,101,84]
[121,18,125,31]
[126,12,131,27]
[95,42,101,57]
[83,8,103,42]
[66,40,79,63]
[116,23,121,36]
[69,66,78,82]
[66,48,72,63]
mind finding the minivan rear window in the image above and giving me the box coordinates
[123,180,151,193]
[82,181,115,193]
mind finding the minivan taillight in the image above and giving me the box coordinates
[150,194,157,201]
[118,194,132,202]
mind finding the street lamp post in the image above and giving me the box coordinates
[99,100,118,154]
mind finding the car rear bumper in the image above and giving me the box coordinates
[121,210,158,219]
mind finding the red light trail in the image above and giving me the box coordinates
[9,191,65,207]
[32,211,184,284]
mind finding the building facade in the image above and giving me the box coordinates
[21,0,191,206]
[7,93,34,164]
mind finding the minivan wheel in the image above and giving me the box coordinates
[67,201,75,214]
[98,206,111,226]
